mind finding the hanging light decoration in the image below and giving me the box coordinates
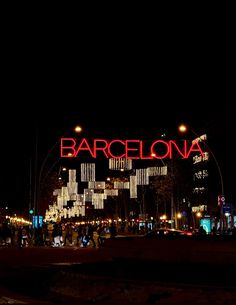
[57,194,64,209]
[69,169,77,182]
[147,166,167,176]
[84,188,94,202]
[130,175,137,198]
[136,168,149,185]
[104,189,118,196]
[75,194,85,204]
[61,186,70,206]
[92,193,105,209]
[81,163,96,182]
[109,158,132,170]
[88,181,106,189]
[114,181,130,189]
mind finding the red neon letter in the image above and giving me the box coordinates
[75,138,95,158]
[60,138,76,157]
[94,139,109,158]
[125,140,140,159]
[169,140,187,159]
[108,140,125,158]
[151,140,170,159]
[186,141,204,158]
[140,140,152,159]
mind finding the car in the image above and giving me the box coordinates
[101,227,193,261]
[144,227,193,238]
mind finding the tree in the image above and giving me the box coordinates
[149,159,192,226]
[39,170,64,215]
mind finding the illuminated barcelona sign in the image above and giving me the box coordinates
[60,138,205,160]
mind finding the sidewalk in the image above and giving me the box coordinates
[0,287,52,304]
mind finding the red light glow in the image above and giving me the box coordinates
[60,138,204,160]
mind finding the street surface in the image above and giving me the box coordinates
[0,241,236,304]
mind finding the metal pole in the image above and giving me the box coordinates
[170,159,175,229]
[29,158,32,220]
[33,129,38,217]
[171,192,174,229]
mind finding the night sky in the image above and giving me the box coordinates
[0,22,235,216]
[0,100,234,215]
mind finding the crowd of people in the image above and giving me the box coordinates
[1,220,236,248]
[0,221,117,248]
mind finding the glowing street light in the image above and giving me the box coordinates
[176,212,182,229]
[74,126,82,133]
[178,124,187,133]
[177,212,182,219]
[196,212,202,218]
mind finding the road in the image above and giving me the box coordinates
[0,246,109,304]
[0,244,236,304]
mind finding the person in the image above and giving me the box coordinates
[87,224,96,248]
[109,222,117,238]
[17,226,23,248]
[64,222,73,246]
[97,225,106,247]
[52,222,63,247]
[198,225,206,235]
[80,225,89,247]
[52,223,63,247]
[231,226,236,236]
[20,226,29,247]
[211,226,217,235]
[1,222,11,246]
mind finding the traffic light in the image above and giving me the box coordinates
[29,209,34,215]
[218,195,225,206]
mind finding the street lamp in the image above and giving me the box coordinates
[176,212,182,229]
[178,123,225,232]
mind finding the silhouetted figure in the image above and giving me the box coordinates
[199,226,206,235]
[109,222,117,238]
[211,226,217,235]
[17,226,23,248]
[87,224,96,248]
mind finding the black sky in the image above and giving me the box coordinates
[0,16,235,215]
[1,100,234,215]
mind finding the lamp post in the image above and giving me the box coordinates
[178,123,224,233]
[33,125,83,220]
[176,212,182,230]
